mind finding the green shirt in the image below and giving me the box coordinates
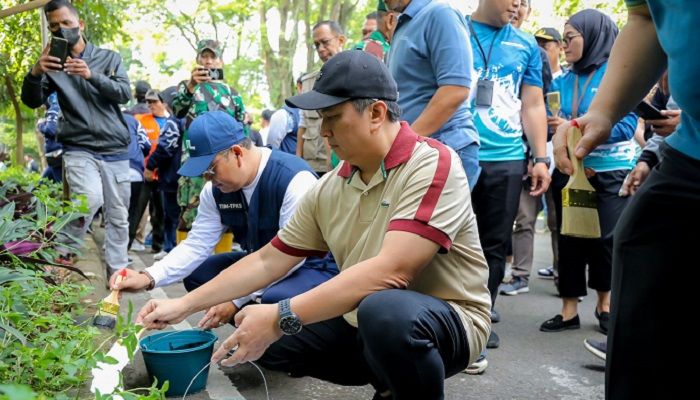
[353,30,390,62]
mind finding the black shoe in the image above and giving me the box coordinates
[491,309,500,323]
[583,338,607,361]
[540,314,580,332]
[595,309,609,335]
[486,330,500,348]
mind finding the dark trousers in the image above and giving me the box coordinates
[471,160,525,305]
[127,181,144,249]
[127,180,163,251]
[183,251,338,304]
[41,166,62,183]
[259,289,470,400]
[161,190,179,252]
[606,146,700,400]
[552,169,629,298]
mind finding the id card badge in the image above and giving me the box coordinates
[476,79,494,107]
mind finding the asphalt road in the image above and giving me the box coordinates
[95,229,605,400]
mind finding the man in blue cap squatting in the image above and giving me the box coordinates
[111,111,337,328]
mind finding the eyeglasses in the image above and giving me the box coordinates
[313,37,337,49]
[146,99,160,104]
[562,34,582,46]
[202,157,221,180]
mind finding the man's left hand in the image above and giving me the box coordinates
[64,57,91,80]
[211,303,282,366]
[144,169,155,182]
[529,162,551,196]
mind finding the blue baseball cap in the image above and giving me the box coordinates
[177,111,246,177]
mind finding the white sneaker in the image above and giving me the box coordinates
[153,250,168,260]
[130,241,146,252]
[464,355,488,375]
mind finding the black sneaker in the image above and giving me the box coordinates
[595,309,610,335]
[583,338,607,361]
[486,331,500,348]
[540,314,580,332]
[491,309,500,324]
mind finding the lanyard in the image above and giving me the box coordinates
[468,19,504,72]
[571,73,595,119]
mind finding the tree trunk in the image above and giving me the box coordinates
[304,0,314,73]
[4,74,24,165]
[259,0,302,107]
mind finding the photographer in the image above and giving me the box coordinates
[21,0,132,273]
[170,40,248,243]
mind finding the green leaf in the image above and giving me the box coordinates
[0,320,27,345]
[0,384,36,400]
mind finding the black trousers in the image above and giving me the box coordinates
[258,289,470,400]
[127,181,143,248]
[161,190,179,252]
[127,180,163,251]
[607,146,700,400]
[551,169,629,298]
[471,160,525,305]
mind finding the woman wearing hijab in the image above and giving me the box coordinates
[540,9,638,334]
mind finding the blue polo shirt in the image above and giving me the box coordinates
[626,0,700,160]
[387,0,477,151]
[549,63,637,172]
[467,18,543,162]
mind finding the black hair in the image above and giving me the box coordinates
[261,109,274,122]
[313,20,344,36]
[366,11,380,22]
[44,0,79,17]
[350,98,401,123]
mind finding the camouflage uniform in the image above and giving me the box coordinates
[172,42,247,232]
[353,30,391,62]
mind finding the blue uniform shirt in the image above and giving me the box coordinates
[627,0,700,160]
[387,0,477,151]
[467,18,543,162]
[549,62,638,172]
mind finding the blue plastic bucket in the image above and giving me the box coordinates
[139,329,218,397]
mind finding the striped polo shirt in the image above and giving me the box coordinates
[271,122,491,363]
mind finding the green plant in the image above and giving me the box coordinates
[0,167,88,279]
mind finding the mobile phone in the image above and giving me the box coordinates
[634,101,668,120]
[48,37,68,66]
[207,68,224,81]
[546,92,561,115]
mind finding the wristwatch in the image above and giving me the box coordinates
[278,298,302,335]
[533,156,551,168]
[139,270,155,291]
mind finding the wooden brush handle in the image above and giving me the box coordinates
[567,126,590,188]
[106,272,125,303]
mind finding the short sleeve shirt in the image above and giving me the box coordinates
[467,19,543,161]
[387,0,478,151]
[626,0,700,161]
[272,122,491,362]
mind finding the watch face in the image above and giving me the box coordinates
[280,315,302,335]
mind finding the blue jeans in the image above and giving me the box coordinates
[455,142,481,191]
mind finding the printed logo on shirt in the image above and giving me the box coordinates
[502,41,526,50]
[219,203,243,210]
[185,140,196,151]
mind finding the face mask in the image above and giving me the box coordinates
[52,27,82,47]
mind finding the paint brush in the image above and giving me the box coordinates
[92,268,126,329]
[560,122,601,239]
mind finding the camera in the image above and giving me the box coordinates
[207,68,224,81]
